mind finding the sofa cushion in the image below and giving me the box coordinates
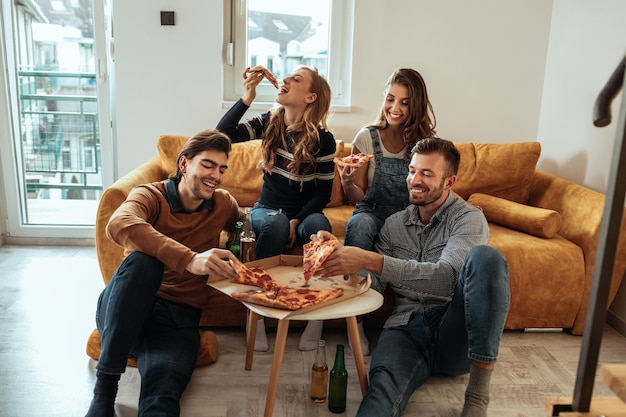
[453,142,541,204]
[488,223,584,330]
[220,140,264,207]
[157,134,191,176]
[468,193,562,238]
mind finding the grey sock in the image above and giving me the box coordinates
[461,364,492,417]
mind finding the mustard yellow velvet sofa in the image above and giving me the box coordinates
[91,135,626,350]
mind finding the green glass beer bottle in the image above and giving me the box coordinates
[229,221,242,258]
[328,344,347,413]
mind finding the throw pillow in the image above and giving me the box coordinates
[157,134,190,176]
[468,193,562,238]
[453,141,541,204]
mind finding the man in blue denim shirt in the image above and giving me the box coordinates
[316,137,510,417]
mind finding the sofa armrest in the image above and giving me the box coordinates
[528,169,626,334]
[95,156,167,285]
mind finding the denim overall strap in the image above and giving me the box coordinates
[353,127,409,220]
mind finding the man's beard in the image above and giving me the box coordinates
[409,179,445,206]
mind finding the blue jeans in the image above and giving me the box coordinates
[95,252,201,417]
[356,245,510,417]
[344,212,385,250]
[251,205,332,259]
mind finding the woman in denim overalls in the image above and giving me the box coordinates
[344,127,410,249]
[301,68,438,353]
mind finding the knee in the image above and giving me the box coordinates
[300,213,331,241]
[307,213,331,230]
[115,252,163,289]
[259,213,290,236]
[345,215,379,249]
[467,246,508,278]
[347,214,376,231]
[465,245,510,302]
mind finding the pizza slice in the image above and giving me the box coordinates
[248,65,279,89]
[302,239,339,282]
[231,287,343,310]
[232,263,282,295]
[333,152,374,168]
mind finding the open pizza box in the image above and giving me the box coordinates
[207,255,371,320]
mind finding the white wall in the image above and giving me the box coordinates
[538,0,626,192]
[538,0,626,330]
[111,0,553,178]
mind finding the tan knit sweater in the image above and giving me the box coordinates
[106,180,241,309]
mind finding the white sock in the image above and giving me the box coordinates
[298,320,323,351]
[246,314,269,352]
[348,320,370,356]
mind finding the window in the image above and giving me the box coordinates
[223,0,354,110]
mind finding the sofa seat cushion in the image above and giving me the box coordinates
[453,142,541,204]
[323,204,354,239]
[468,193,562,238]
[488,223,584,330]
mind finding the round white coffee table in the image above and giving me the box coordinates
[243,289,384,417]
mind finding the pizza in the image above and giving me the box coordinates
[232,263,282,295]
[302,239,339,282]
[333,152,374,168]
[248,65,279,89]
[231,286,343,310]
[230,257,344,310]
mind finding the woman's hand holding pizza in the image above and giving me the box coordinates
[241,65,279,105]
[241,67,264,105]
[337,163,357,183]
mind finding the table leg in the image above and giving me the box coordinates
[263,319,290,417]
[245,310,258,371]
[346,315,368,395]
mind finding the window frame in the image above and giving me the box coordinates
[222,0,354,111]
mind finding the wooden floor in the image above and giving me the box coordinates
[1,245,625,417]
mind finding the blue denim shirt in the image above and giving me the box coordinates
[371,192,489,327]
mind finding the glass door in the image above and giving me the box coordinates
[0,0,113,239]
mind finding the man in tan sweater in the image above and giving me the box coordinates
[85,129,243,417]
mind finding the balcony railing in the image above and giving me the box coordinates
[18,69,103,199]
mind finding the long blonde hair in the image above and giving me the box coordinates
[261,66,331,175]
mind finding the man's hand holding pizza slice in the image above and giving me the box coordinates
[311,231,384,278]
